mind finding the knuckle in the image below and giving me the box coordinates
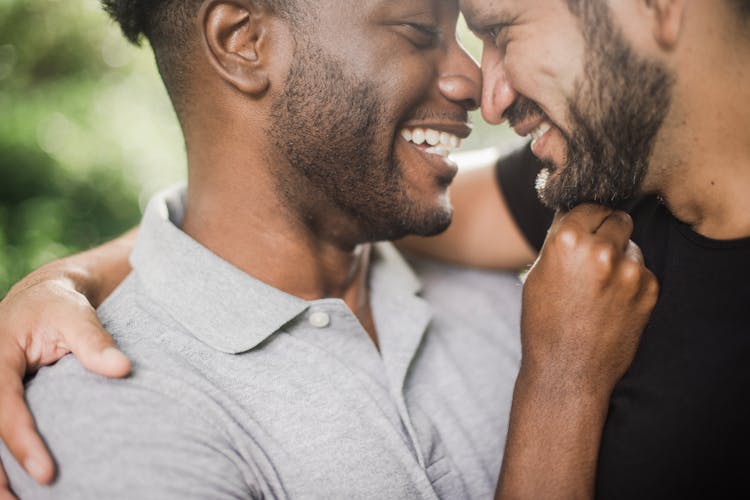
[618,260,642,287]
[552,226,581,250]
[645,275,660,301]
[593,241,618,268]
[626,240,644,259]
[54,285,90,310]
[610,210,634,231]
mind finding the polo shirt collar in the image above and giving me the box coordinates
[130,185,424,354]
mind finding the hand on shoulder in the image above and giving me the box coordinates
[0,257,130,489]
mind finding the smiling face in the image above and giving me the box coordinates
[268,0,481,243]
[462,0,675,210]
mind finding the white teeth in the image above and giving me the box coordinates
[425,129,441,146]
[412,128,426,145]
[398,127,464,156]
[530,121,551,142]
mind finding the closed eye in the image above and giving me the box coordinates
[484,23,512,46]
[399,23,442,49]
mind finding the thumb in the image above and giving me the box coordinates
[58,317,131,378]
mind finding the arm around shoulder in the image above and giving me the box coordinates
[0,227,138,487]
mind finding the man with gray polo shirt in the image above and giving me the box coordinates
[0,0,656,497]
[1,0,527,496]
[2,185,523,498]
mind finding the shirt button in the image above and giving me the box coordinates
[309,311,331,328]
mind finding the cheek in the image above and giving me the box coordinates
[505,39,581,124]
[383,51,436,100]
[504,48,549,103]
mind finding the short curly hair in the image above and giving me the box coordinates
[100,0,301,116]
[101,0,300,45]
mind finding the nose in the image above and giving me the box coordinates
[480,43,517,125]
[438,42,482,112]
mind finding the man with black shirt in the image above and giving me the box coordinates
[430,0,749,497]
[1,0,747,497]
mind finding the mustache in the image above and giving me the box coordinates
[503,97,545,127]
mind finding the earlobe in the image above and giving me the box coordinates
[200,0,270,96]
[650,0,687,49]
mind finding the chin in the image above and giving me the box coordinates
[414,213,453,238]
[365,203,453,242]
[401,203,454,239]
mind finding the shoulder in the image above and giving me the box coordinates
[96,272,184,348]
[4,358,252,498]
[2,278,256,498]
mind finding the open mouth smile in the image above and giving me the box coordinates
[394,122,471,182]
[512,115,558,162]
[398,121,471,158]
[399,127,464,158]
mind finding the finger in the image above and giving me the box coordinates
[0,478,18,500]
[624,240,645,265]
[557,203,615,233]
[594,211,634,251]
[60,318,131,378]
[543,210,568,246]
[0,459,7,488]
[0,459,12,500]
[0,368,55,485]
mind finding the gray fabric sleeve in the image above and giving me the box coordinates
[1,358,256,500]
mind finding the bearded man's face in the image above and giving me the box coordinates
[463,0,674,210]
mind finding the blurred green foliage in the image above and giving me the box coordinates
[0,0,515,297]
[0,0,185,295]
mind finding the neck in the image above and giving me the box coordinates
[647,22,750,240]
[179,133,377,340]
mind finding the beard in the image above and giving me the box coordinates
[267,41,452,244]
[512,1,675,211]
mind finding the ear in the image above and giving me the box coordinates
[646,0,688,49]
[199,0,271,96]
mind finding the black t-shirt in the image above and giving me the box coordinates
[497,145,750,499]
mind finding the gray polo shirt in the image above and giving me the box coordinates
[2,186,522,499]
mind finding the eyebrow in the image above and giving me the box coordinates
[464,8,516,35]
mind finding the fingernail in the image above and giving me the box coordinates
[24,457,48,482]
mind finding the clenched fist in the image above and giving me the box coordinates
[496,204,659,500]
[521,204,658,394]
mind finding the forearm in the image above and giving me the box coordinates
[496,364,611,500]
[8,228,138,309]
[50,228,138,307]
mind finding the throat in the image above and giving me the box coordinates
[356,302,379,351]
[659,172,750,240]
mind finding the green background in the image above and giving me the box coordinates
[0,0,516,296]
